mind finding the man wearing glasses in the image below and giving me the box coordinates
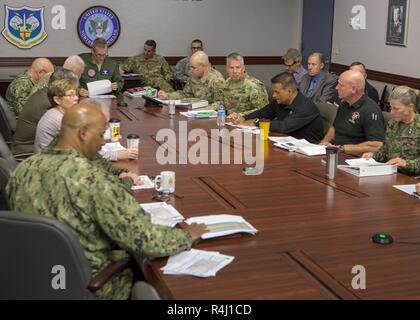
[79,38,124,93]
[283,48,307,87]
[173,39,204,83]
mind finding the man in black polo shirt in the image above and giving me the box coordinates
[320,70,385,155]
[227,72,324,143]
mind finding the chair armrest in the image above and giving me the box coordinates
[14,152,34,161]
[87,257,131,292]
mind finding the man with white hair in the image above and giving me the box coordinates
[6,57,54,116]
[158,51,225,106]
[320,70,385,155]
[222,52,268,114]
[29,55,88,97]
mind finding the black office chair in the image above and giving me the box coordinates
[0,132,17,170]
[316,102,338,135]
[0,210,160,300]
[382,111,391,127]
[0,97,14,144]
[0,96,16,132]
[0,159,12,210]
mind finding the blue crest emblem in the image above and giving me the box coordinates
[2,6,47,49]
[77,6,121,48]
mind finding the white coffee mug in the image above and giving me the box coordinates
[154,171,175,194]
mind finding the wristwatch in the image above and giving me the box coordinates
[338,145,345,153]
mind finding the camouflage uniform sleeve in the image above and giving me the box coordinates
[92,155,132,190]
[173,58,189,82]
[70,171,193,259]
[167,81,194,100]
[161,57,173,82]
[111,62,124,93]
[373,123,393,162]
[120,57,133,73]
[244,83,269,115]
[209,77,226,104]
[405,159,420,175]
[5,77,34,116]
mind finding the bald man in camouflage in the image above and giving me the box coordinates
[158,51,226,108]
[6,57,54,116]
[223,53,268,115]
[6,103,207,300]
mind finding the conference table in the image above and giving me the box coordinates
[111,95,420,300]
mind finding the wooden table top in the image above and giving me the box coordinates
[111,95,420,300]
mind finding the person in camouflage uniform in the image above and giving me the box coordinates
[6,103,207,300]
[223,53,268,115]
[79,38,124,94]
[363,86,420,175]
[30,55,88,98]
[173,39,204,83]
[158,51,226,108]
[6,58,54,116]
[121,40,173,92]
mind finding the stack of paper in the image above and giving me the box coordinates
[140,202,184,227]
[225,122,260,134]
[87,79,112,96]
[131,176,155,190]
[180,110,217,119]
[101,142,126,152]
[338,158,398,177]
[393,184,420,199]
[272,137,326,156]
[161,249,234,277]
[185,214,257,239]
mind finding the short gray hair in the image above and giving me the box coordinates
[227,53,244,65]
[48,67,79,87]
[63,55,85,71]
[389,86,419,108]
[283,48,302,63]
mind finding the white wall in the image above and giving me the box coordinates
[332,0,420,78]
[0,0,301,57]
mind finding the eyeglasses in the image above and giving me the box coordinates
[284,61,297,67]
[63,93,78,98]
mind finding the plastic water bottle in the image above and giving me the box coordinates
[217,101,226,127]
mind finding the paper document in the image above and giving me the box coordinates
[345,158,388,167]
[338,158,397,177]
[268,136,298,144]
[101,142,126,153]
[89,95,116,99]
[273,139,326,156]
[185,214,257,240]
[131,176,155,190]
[140,202,184,227]
[225,122,260,134]
[87,79,112,96]
[161,249,234,277]
[180,110,217,119]
[393,184,420,199]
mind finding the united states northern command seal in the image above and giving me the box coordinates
[77,6,121,47]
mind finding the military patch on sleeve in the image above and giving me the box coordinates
[87,68,96,78]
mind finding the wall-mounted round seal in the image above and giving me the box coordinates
[77,6,121,48]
